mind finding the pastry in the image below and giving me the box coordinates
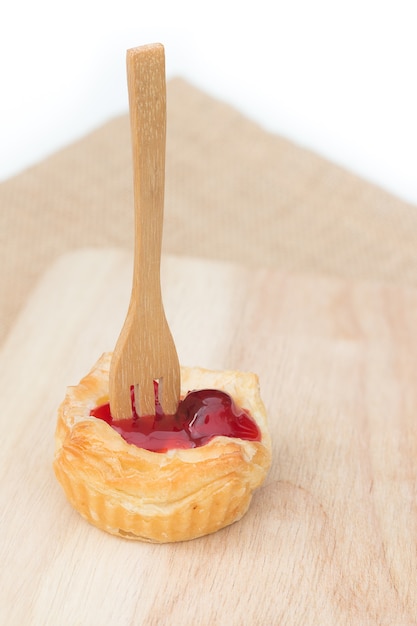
[53,352,272,542]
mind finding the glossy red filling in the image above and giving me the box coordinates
[90,385,261,453]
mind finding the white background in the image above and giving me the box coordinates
[1,0,416,204]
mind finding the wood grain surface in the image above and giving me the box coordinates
[1,248,417,625]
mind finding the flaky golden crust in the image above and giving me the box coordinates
[53,353,272,542]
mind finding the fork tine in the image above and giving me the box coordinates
[134,378,156,418]
[159,369,181,415]
[109,368,133,420]
[110,389,132,421]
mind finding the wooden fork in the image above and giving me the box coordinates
[109,43,180,419]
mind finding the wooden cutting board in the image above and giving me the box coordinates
[1,248,417,625]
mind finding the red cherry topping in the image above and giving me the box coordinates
[90,384,260,452]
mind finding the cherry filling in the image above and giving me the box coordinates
[90,385,261,453]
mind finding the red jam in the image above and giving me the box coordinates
[90,386,261,453]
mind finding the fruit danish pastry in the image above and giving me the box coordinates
[53,352,272,542]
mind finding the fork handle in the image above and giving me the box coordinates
[127,44,166,312]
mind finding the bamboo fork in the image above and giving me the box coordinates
[109,44,180,419]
